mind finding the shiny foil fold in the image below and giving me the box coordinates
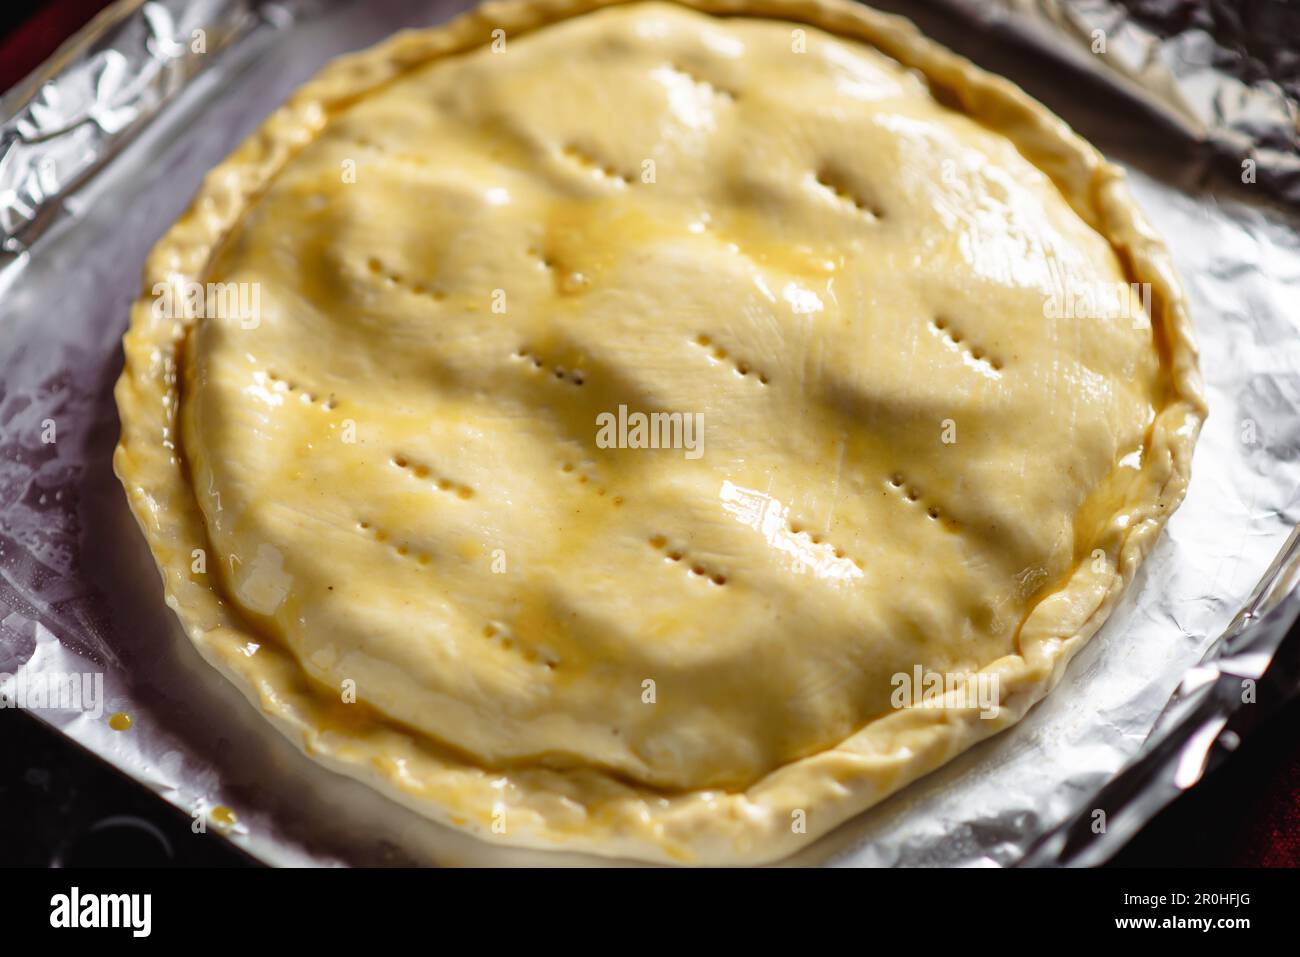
[1,0,1298,866]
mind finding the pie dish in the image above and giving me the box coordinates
[114,0,1206,864]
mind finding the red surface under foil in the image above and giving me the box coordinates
[1251,751,1300,867]
[0,0,115,93]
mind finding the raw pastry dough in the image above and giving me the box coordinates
[115,0,1205,864]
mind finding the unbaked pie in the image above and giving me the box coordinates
[115,0,1205,863]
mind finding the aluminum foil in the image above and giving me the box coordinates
[1,0,1298,867]
[1004,0,1300,202]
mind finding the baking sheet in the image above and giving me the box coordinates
[1,0,1298,866]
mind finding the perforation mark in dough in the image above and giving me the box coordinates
[356,519,433,565]
[364,256,447,301]
[259,370,339,410]
[811,166,883,219]
[559,142,633,186]
[886,472,960,532]
[514,346,586,386]
[561,461,625,506]
[930,317,1003,374]
[482,622,559,670]
[526,247,590,295]
[691,334,770,384]
[648,535,728,586]
[786,519,865,571]
[666,62,738,101]
[391,453,474,499]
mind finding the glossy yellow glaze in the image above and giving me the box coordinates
[210,805,239,829]
[116,0,1204,863]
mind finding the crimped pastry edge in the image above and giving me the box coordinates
[113,0,1207,865]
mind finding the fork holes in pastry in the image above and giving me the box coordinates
[564,462,621,504]
[788,521,861,570]
[560,142,631,186]
[260,370,337,410]
[515,348,585,388]
[483,623,558,670]
[393,454,475,499]
[361,521,433,565]
[887,473,958,533]
[656,540,726,585]
[667,62,738,102]
[692,333,770,385]
[813,167,882,218]
[364,255,445,301]
[929,317,1002,373]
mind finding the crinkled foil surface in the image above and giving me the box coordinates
[1,0,1298,866]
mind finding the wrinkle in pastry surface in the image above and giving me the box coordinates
[116,0,1204,863]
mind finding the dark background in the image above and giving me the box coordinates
[1,0,1298,868]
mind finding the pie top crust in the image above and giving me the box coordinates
[115,0,1205,864]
